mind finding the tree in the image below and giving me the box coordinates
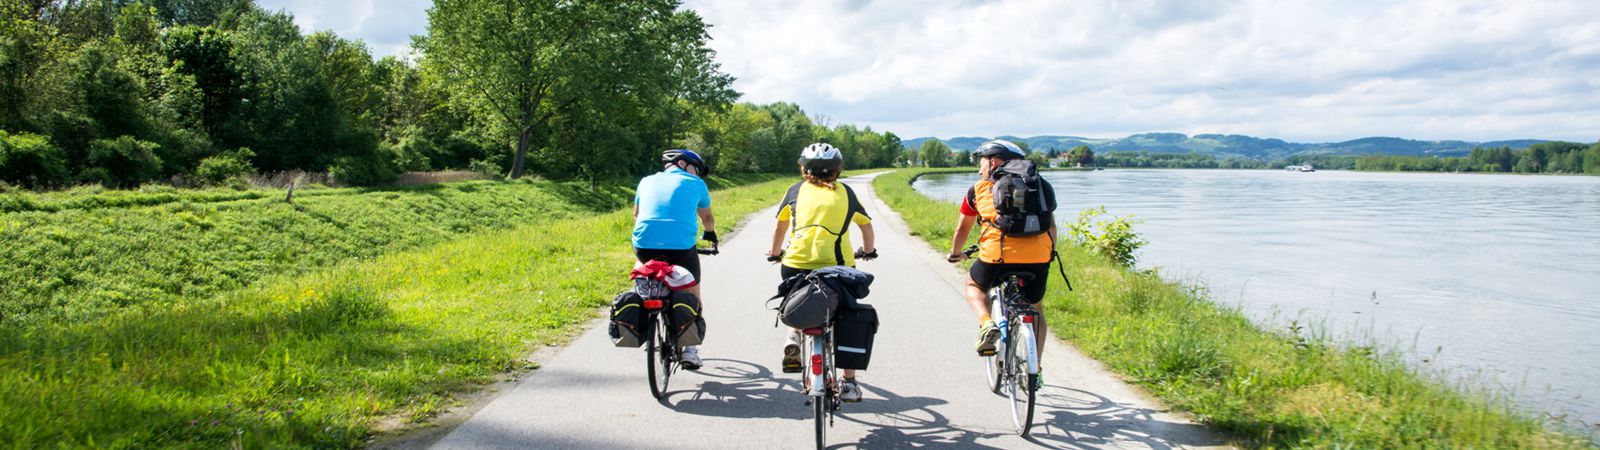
[422,0,732,180]
[920,139,952,167]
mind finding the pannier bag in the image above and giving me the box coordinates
[834,304,879,370]
[609,291,647,347]
[988,159,1054,237]
[778,275,841,329]
[669,291,706,347]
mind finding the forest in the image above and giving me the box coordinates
[0,0,902,190]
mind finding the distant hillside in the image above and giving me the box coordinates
[903,133,1556,159]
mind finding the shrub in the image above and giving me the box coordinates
[1066,205,1147,267]
[0,131,70,188]
[328,151,398,186]
[86,136,164,188]
[195,147,256,186]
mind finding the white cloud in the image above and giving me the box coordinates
[686,0,1600,142]
[255,0,1599,142]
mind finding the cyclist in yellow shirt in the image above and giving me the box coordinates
[766,143,876,402]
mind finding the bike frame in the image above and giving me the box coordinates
[803,326,833,398]
[992,279,1039,377]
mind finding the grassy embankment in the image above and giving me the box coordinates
[0,174,794,448]
[874,168,1585,449]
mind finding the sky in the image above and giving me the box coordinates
[253,0,1599,143]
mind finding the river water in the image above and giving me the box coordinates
[914,169,1600,430]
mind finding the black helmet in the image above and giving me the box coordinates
[798,143,844,176]
[974,140,1025,160]
[661,148,709,176]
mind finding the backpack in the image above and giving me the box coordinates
[669,291,706,347]
[775,273,841,329]
[608,291,647,348]
[780,182,864,266]
[771,266,875,330]
[986,159,1055,237]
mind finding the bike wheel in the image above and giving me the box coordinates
[813,392,827,449]
[985,298,1005,393]
[647,316,672,399]
[1005,326,1037,435]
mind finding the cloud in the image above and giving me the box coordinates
[685,0,1600,142]
[254,0,1599,142]
[255,0,431,58]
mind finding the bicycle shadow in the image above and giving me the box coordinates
[1022,385,1228,449]
[660,358,810,419]
[827,380,1007,449]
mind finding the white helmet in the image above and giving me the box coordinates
[798,143,843,175]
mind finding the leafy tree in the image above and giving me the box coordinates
[920,139,952,167]
[0,130,68,187]
[86,135,162,187]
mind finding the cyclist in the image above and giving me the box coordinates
[633,148,717,370]
[945,140,1057,360]
[766,143,876,403]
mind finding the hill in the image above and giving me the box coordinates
[903,133,1557,159]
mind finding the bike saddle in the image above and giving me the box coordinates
[998,272,1037,283]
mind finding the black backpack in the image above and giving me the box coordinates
[986,159,1054,237]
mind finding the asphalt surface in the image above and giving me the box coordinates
[429,173,1231,449]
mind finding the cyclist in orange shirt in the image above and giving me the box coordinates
[945,140,1057,358]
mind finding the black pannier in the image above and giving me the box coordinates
[778,277,840,329]
[608,291,646,348]
[669,291,706,347]
[834,304,879,370]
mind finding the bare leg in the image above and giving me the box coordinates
[964,277,991,321]
[1031,302,1046,359]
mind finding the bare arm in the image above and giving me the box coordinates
[858,222,876,253]
[698,207,715,234]
[949,214,977,261]
[769,220,789,258]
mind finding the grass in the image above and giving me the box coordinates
[873,168,1587,449]
[0,174,778,325]
[0,174,795,449]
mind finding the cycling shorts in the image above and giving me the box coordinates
[970,260,1050,303]
[635,248,701,280]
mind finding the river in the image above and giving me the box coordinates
[913,169,1600,431]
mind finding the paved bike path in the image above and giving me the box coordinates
[430,173,1230,449]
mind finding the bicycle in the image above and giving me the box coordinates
[768,248,877,450]
[641,243,719,400]
[964,245,1040,436]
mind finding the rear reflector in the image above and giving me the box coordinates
[811,354,823,375]
[1021,315,1035,324]
[642,300,664,309]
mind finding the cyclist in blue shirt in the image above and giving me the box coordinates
[633,149,717,370]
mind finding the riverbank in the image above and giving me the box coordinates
[0,176,795,448]
[874,168,1586,448]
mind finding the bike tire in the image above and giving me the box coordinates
[1006,324,1037,436]
[813,393,827,450]
[985,297,1005,393]
[647,316,672,399]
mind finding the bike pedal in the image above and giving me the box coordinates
[978,349,997,357]
[782,363,803,373]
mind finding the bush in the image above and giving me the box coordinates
[328,151,398,186]
[195,147,256,186]
[1066,205,1147,267]
[86,136,164,188]
[0,131,70,188]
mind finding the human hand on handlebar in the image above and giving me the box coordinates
[948,245,978,263]
[702,231,719,244]
[765,249,783,263]
[854,247,878,261]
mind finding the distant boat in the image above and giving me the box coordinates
[1285,165,1316,172]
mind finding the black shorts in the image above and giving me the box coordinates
[779,266,810,280]
[635,248,701,280]
[970,260,1050,303]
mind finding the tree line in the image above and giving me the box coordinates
[0,0,901,190]
[1352,142,1600,174]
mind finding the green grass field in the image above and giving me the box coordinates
[873,169,1585,449]
[0,175,794,449]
